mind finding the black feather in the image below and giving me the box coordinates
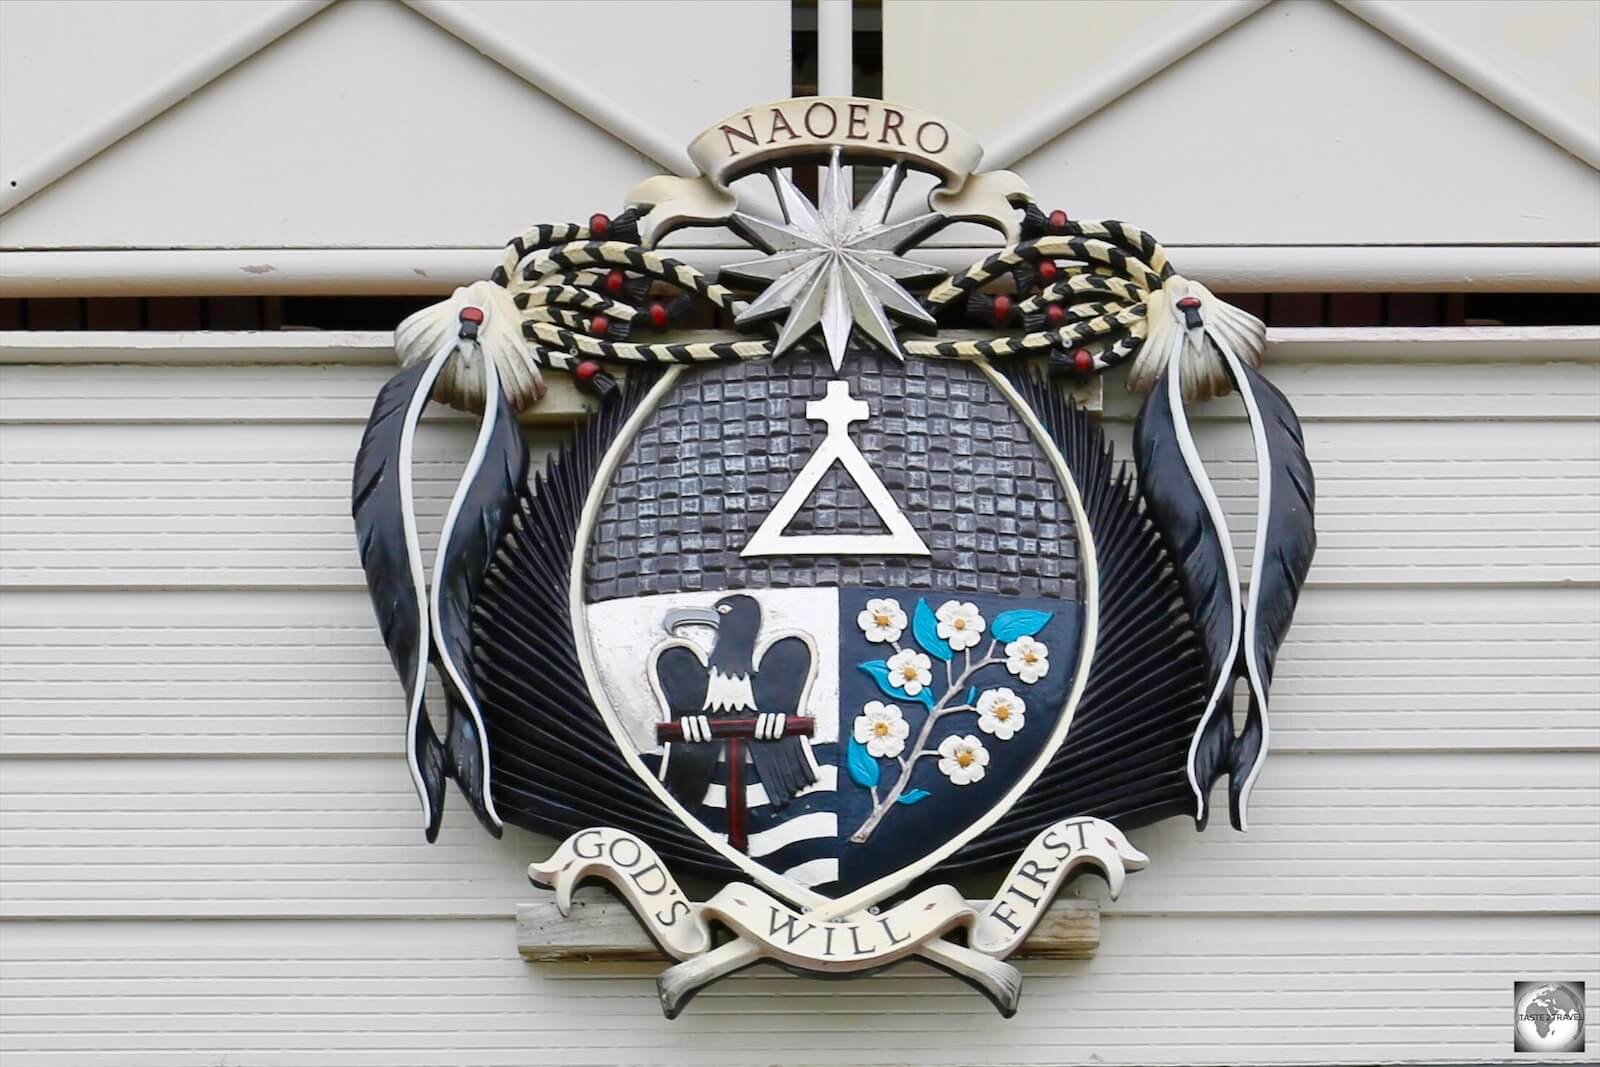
[656,645,718,808]
[352,356,449,838]
[748,636,819,807]
[1133,361,1241,829]
[431,372,529,839]
[1220,355,1317,829]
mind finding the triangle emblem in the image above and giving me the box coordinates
[741,381,930,558]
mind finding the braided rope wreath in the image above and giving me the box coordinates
[458,203,1178,392]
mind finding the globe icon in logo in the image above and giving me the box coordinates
[1515,982,1585,1053]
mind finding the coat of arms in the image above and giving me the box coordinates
[350,97,1317,1015]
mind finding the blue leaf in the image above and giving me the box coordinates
[897,788,931,805]
[965,686,978,707]
[911,599,953,661]
[992,609,1054,643]
[846,737,880,789]
[858,660,936,710]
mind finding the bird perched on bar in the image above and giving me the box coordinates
[652,594,819,815]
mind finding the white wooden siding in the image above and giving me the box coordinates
[3,916,1592,1067]
[1,327,1597,1065]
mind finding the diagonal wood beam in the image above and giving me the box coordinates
[401,0,694,176]
[981,0,1271,169]
[0,0,335,219]
[1338,0,1600,173]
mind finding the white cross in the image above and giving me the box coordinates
[741,381,930,558]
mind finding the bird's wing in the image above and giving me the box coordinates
[749,634,819,807]
[751,634,815,716]
[651,641,721,810]
[651,641,710,716]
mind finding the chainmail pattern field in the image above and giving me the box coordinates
[585,350,1079,602]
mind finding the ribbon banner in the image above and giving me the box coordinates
[528,817,1147,1015]
[625,95,1032,246]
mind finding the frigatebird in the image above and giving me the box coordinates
[653,594,818,813]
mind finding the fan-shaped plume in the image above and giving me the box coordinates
[946,373,1209,873]
[1127,276,1265,403]
[472,371,737,880]
[1212,335,1317,830]
[395,280,546,413]
[1134,329,1244,830]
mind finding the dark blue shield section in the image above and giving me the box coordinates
[832,589,1083,893]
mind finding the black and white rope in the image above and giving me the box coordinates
[483,204,1180,376]
[926,236,1163,310]
[1018,274,1145,313]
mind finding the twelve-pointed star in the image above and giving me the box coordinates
[723,150,946,369]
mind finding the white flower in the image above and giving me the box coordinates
[856,597,908,644]
[934,600,986,651]
[976,688,1027,740]
[937,734,990,785]
[1005,636,1050,684]
[885,649,933,696]
[852,701,910,758]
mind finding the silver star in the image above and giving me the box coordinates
[722,149,946,369]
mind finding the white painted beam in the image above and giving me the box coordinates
[400,0,694,176]
[4,244,1595,296]
[815,0,854,98]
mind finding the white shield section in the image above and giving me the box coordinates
[585,588,841,755]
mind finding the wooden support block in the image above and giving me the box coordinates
[516,887,1099,962]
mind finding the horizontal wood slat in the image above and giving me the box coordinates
[4,347,1596,425]
[1,752,1594,919]
[1,915,1595,1065]
[2,584,1594,758]
[6,327,1597,363]
[3,417,1595,589]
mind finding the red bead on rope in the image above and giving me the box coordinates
[1048,209,1069,232]
[1073,348,1095,376]
[589,213,611,239]
[1176,296,1202,310]
[574,360,600,384]
[649,302,669,328]
[589,315,610,336]
[1037,259,1058,284]
[458,306,485,324]
[991,294,1012,324]
[605,269,626,295]
[1045,304,1066,327]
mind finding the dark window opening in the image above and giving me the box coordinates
[2,292,1594,334]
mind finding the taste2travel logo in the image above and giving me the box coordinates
[1514,980,1586,1054]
